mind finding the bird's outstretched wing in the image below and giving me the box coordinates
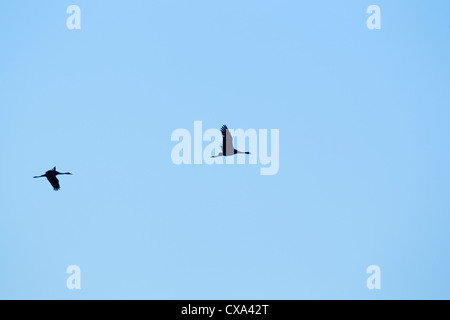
[220,125,234,156]
[47,175,60,191]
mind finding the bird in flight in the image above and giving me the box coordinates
[33,167,72,191]
[212,125,251,158]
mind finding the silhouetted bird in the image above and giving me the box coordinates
[33,167,72,191]
[212,125,251,158]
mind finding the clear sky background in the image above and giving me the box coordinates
[1,0,449,299]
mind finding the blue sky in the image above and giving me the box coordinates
[0,0,450,299]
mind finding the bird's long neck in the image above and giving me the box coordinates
[57,172,71,175]
[235,150,250,154]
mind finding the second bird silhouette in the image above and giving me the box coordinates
[33,167,72,191]
[212,125,251,158]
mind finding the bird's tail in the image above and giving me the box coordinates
[211,153,223,158]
